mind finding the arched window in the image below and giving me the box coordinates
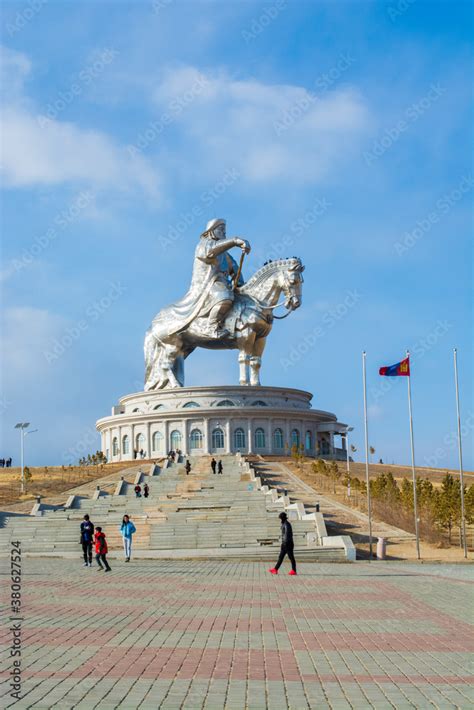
[122,435,130,454]
[254,427,266,448]
[136,433,145,451]
[291,429,300,447]
[153,404,164,410]
[152,431,163,452]
[252,400,268,406]
[132,408,140,413]
[233,428,246,449]
[170,430,182,450]
[112,437,119,456]
[212,428,224,449]
[190,429,203,449]
[216,399,235,407]
[273,428,284,450]
[305,430,312,451]
[183,401,200,408]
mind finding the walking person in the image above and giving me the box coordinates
[185,459,191,475]
[143,482,149,498]
[94,527,111,572]
[120,515,136,562]
[134,484,142,498]
[269,512,297,576]
[211,457,217,474]
[80,514,94,567]
[217,459,223,474]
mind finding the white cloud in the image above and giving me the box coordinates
[1,108,160,194]
[0,46,161,197]
[0,45,31,101]
[151,65,371,184]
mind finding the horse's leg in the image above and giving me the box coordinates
[144,331,163,391]
[145,329,183,390]
[249,336,267,386]
[236,332,251,385]
[238,351,249,385]
[162,339,183,388]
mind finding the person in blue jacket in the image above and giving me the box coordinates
[120,515,136,562]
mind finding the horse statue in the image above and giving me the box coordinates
[144,257,304,390]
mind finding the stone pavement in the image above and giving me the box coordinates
[1,559,473,709]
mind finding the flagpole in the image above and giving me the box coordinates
[453,348,468,559]
[406,349,421,560]
[362,351,373,560]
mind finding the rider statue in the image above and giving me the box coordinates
[144,217,304,390]
[158,218,251,340]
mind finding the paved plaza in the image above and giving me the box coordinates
[1,559,473,709]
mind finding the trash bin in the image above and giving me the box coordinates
[376,537,386,560]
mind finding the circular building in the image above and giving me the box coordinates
[96,385,349,462]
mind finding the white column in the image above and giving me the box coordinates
[182,419,188,455]
[164,420,169,454]
[225,420,231,454]
[285,420,290,452]
[146,422,151,459]
[247,418,253,454]
[131,423,136,460]
[118,425,122,461]
[204,418,210,454]
[266,419,272,455]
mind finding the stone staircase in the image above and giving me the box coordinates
[0,455,354,561]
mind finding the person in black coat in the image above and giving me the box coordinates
[80,514,94,567]
[217,460,223,474]
[211,458,217,474]
[269,512,297,575]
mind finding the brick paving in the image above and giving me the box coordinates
[1,559,473,709]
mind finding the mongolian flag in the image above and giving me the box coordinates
[379,356,410,377]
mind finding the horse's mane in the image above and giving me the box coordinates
[240,257,302,294]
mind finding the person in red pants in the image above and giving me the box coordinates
[94,527,112,572]
[269,512,297,576]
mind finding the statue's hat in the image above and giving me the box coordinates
[204,218,225,233]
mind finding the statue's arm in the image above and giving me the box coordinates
[200,238,250,262]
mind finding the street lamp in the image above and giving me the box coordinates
[14,423,38,494]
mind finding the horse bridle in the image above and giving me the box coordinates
[251,276,298,320]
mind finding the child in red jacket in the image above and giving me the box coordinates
[94,527,111,572]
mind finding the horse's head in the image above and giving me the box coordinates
[239,257,305,313]
[280,258,305,311]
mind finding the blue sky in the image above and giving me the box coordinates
[1,0,472,470]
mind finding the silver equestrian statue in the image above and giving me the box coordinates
[144,218,304,389]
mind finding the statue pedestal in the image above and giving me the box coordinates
[96,385,348,462]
